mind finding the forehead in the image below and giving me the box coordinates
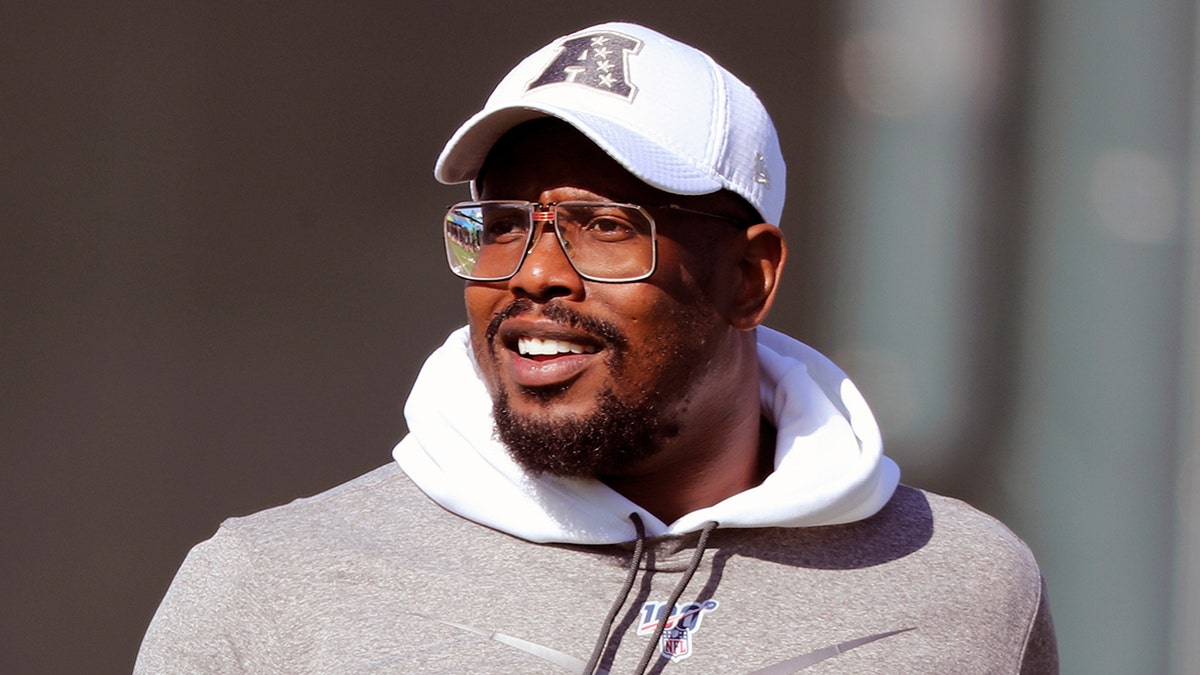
[476,119,763,229]
[476,119,665,203]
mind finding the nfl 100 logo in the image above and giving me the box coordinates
[637,599,719,663]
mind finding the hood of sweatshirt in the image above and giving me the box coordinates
[393,325,899,544]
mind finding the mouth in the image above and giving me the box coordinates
[481,300,626,394]
[516,336,599,358]
[496,322,605,390]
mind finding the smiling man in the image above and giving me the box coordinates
[137,22,1057,673]
[465,119,781,522]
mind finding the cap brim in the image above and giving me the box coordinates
[434,104,725,198]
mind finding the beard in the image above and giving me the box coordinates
[485,298,714,479]
[493,386,666,477]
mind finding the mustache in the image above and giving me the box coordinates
[485,298,628,351]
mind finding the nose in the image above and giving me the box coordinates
[507,218,585,301]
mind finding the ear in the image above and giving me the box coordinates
[730,224,786,330]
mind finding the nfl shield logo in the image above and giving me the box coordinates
[661,626,692,660]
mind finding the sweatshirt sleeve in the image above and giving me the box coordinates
[134,526,276,674]
[1019,576,1059,674]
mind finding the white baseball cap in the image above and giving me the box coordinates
[434,22,786,226]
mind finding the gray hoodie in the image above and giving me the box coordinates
[136,327,1056,673]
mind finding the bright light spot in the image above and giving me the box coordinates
[839,1,1000,116]
[841,30,921,116]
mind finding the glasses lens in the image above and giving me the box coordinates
[443,201,656,282]
[555,202,655,281]
[444,202,533,280]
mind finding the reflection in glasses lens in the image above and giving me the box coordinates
[443,201,657,283]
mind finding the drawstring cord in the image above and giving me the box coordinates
[585,516,719,675]
[633,519,718,675]
[584,513,647,675]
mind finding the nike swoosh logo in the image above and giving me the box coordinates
[408,612,601,674]
[412,612,912,674]
[747,628,917,673]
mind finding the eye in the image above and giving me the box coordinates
[582,215,639,241]
[482,215,529,245]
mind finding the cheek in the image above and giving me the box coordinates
[463,285,491,332]
[658,224,740,315]
[604,282,720,376]
[463,285,504,387]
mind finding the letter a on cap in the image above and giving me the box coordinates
[526,31,643,101]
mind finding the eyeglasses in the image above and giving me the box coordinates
[443,200,744,283]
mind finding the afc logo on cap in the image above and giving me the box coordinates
[526,31,643,101]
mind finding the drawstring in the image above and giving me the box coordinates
[584,513,647,675]
[633,520,718,675]
[585,516,719,675]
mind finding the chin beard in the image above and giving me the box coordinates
[482,295,717,479]
[492,386,674,478]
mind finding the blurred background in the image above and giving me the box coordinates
[2,1,1195,672]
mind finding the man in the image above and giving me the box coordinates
[137,22,1057,673]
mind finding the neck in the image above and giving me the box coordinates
[602,420,774,525]
[600,336,769,524]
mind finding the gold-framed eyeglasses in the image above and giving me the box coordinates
[443,200,743,283]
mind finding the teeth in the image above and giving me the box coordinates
[518,336,597,356]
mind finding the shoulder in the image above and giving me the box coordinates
[200,462,497,568]
[907,486,1042,580]
[845,485,1045,592]
[912,487,1057,671]
[152,461,423,581]
[151,463,450,613]
[708,486,1056,672]
[136,464,480,673]
[742,485,1049,628]
[912,486,1024,540]
[888,486,1057,672]
[736,484,1042,580]
[221,462,415,534]
[846,486,1056,672]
